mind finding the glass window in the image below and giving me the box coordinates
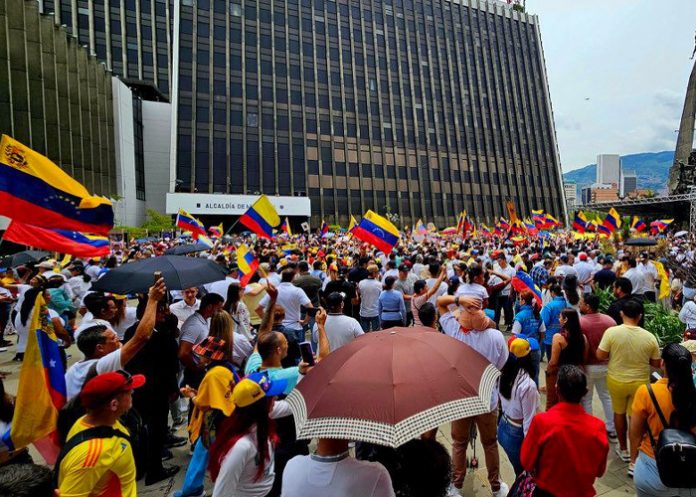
[247,112,258,127]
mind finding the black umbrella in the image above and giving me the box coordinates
[624,237,658,247]
[0,250,50,268]
[164,243,210,255]
[91,255,228,294]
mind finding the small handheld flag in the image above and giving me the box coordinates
[176,209,207,238]
[320,220,329,237]
[573,212,587,233]
[603,208,621,232]
[348,215,358,232]
[237,244,259,286]
[239,195,281,239]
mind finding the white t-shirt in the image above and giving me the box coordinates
[494,265,517,297]
[624,267,648,295]
[258,282,310,331]
[455,283,489,302]
[312,314,364,352]
[212,431,276,497]
[281,453,395,497]
[425,278,448,306]
[170,299,201,328]
[204,277,240,300]
[13,284,32,313]
[65,349,123,400]
[358,279,382,318]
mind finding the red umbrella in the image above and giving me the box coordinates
[287,327,500,448]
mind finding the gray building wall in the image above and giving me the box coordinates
[143,100,172,215]
[171,0,566,227]
[0,0,116,196]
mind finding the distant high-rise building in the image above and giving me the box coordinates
[563,181,577,208]
[621,171,637,198]
[596,154,621,185]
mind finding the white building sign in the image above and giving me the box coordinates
[166,193,311,217]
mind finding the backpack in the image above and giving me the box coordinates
[53,425,131,487]
[647,384,696,488]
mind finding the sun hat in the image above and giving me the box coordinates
[81,370,145,408]
[232,372,288,408]
[193,336,228,361]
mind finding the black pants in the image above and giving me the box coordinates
[135,395,169,477]
[494,295,513,329]
[533,487,556,497]
[381,319,403,329]
[644,291,656,303]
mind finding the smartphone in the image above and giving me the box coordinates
[153,271,162,283]
[305,307,320,317]
[299,341,315,366]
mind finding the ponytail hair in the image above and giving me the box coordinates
[466,265,484,285]
[662,343,696,430]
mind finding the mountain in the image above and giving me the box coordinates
[562,151,674,196]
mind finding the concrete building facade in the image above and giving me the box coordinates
[596,154,620,186]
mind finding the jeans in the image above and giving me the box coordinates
[634,451,696,497]
[360,315,380,332]
[285,327,305,345]
[497,416,524,476]
[451,411,500,490]
[173,438,207,497]
[581,364,616,433]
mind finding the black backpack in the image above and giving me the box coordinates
[647,384,696,488]
[53,426,131,487]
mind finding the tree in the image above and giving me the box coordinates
[141,209,174,232]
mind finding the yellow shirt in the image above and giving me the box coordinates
[598,324,660,383]
[632,379,696,459]
[242,283,267,326]
[58,417,135,497]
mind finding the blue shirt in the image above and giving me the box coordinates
[514,304,543,341]
[378,289,407,324]
[540,296,568,345]
[245,352,299,394]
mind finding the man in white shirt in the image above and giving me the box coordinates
[425,262,448,306]
[356,265,382,332]
[65,280,165,399]
[84,259,102,281]
[638,252,659,302]
[622,257,647,297]
[204,265,240,300]
[257,269,312,345]
[411,255,426,280]
[573,252,595,296]
[437,294,509,497]
[313,292,363,352]
[282,438,395,497]
[169,287,201,328]
[554,255,577,281]
[492,254,516,331]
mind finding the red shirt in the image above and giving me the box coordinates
[521,402,608,497]
[580,313,617,365]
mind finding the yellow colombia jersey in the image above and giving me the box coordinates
[58,417,136,497]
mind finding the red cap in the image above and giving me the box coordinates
[579,253,588,261]
[81,371,146,408]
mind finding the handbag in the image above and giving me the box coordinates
[647,384,696,488]
[507,471,536,497]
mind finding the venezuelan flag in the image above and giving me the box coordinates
[2,221,110,258]
[543,213,559,228]
[480,224,492,237]
[572,212,587,233]
[499,218,511,231]
[352,210,400,254]
[280,217,292,236]
[0,135,113,234]
[208,223,223,238]
[523,218,536,230]
[237,244,259,286]
[651,219,673,234]
[631,216,647,233]
[239,195,280,239]
[176,209,206,237]
[603,208,621,232]
[348,215,358,232]
[2,293,66,463]
[320,220,329,237]
[532,209,545,228]
[511,270,542,305]
[597,224,612,237]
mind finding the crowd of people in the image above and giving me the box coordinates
[0,228,694,497]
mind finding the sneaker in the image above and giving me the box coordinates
[446,484,460,497]
[628,462,635,478]
[615,447,630,462]
[164,434,187,448]
[492,481,509,497]
[607,431,618,441]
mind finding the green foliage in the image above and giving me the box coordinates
[141,209,174,231]
[113,225,147,238]
[593,286,614,314]
[643,302,685,347]
[512,3,524,12]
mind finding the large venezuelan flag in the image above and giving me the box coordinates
[511,270,543,305]
[176,209,207,237]
[2,294,66,463]
[352,210,400,254]
[239,195,280,239]
[3,220,110,257]
[603,208,621,232]
[237,244,259,286]
[0,135,113,234]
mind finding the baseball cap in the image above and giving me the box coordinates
[578,253,588,261]
[81,370,146,408]
[232,372,288,408]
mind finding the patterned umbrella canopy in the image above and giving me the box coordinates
[287,327,500,448]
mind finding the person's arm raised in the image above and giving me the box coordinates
[314,307,330,361]
[121,278,166,366]
[256,282,278,349]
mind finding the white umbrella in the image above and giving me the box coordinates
[675,230,688,238]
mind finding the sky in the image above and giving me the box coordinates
[526,0,696,172]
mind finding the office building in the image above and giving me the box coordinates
[582,183,618,205]
[43,0,173,96]
[596,154,621,186]
[621,171,637,198]
[563,181,576,207]
[170,0,566,226]
[0,0,116,196]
